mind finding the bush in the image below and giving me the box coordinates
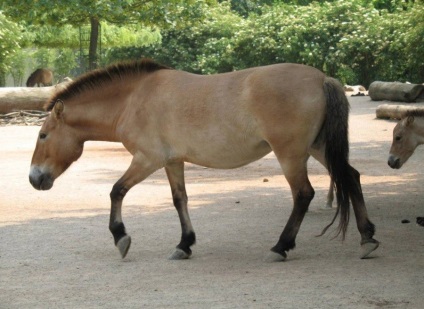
[0,12,22,85]
[100,0,424,86]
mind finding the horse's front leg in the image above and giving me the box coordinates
[109,155,159,258]
[165,161,196,260]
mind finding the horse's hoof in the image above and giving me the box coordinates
[264,250,287,262]
[360,239,379,259]
[117,235,131,259]
[168,248,191,260]
[321,203,333,210]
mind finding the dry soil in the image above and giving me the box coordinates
[0,96,423,309]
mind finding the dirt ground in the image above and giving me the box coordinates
[0,96,423,309]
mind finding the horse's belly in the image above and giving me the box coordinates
[184,139,272,169]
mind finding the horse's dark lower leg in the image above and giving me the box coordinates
[108,157,159,259]
[171,191,196,259]
[109,183,131,258]
[348,166,379,258]
[165,162,196,260]
[268,154,315,261]
[270,182,315,261]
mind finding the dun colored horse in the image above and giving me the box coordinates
[388,111,424,169]
[26,68,53,87]
[29,59,379,261]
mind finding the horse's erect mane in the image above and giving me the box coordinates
[45,59,170,111]
[404,109,424,118]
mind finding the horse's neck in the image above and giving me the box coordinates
[66,99,124,142]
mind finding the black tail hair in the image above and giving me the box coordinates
[320,77,352,239]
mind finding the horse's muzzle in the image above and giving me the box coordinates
[29,166,54,190]
[387,155,401,169]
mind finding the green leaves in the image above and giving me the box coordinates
[140,0,423,85]
[0,12,22,77]
[1,0,422,85]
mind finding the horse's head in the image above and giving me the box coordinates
[388,116,417,169]
[29,101,84,190]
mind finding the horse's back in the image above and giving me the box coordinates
[153,63,326,112]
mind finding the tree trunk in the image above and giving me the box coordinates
[0,70,6,87]
[376,104,424,120]
[89,17,100,71]
[0,83,69,114]
[369,81,424,102]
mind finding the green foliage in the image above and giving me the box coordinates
[101,24,161,48]
[53,49,78,81]
[1,0,213,29]
[121,2,244,73]
[2,0,423,86]
[1,0,211,71]
[391,1,424,82]
[33,48,54,69]
[25,25,80,49]
[7,50,26,86]
[124,0,422,86]
[23,23,160,50]
[0,12,22,85]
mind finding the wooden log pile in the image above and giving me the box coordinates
[376,104,424,120]
[0,82,70,126]
[369,81,424,103]
[0,82,69,114]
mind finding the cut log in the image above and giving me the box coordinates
[0,82,69,114]
[376,104,424,120]
[369,81,424,103]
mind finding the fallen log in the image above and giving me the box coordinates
[369,81,424,103]
[376,104,424,120]
[0,82,69,114]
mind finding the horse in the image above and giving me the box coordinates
[29,59,379,261]
[388,111,424,169]
[26,68,53,87]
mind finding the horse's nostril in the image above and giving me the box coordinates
[388,156,400,169]
[29,166,54,190]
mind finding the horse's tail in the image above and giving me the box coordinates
[320,77,352,239]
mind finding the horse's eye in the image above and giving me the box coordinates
[39,133,47,140]
[395,135,402,141]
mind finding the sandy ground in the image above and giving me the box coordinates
[0,96,423,309]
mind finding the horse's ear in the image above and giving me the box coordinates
[53,100,64,120]
[405,115,414,126]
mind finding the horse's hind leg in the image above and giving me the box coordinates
[347,166,379,258]
[165,161,196,260]
[268,155,315,262]
[309,148,379,258]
